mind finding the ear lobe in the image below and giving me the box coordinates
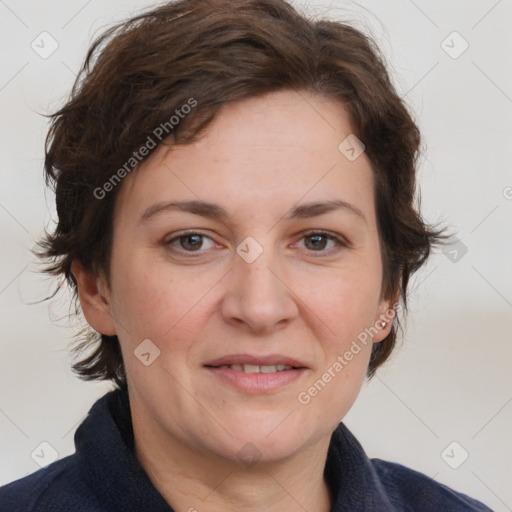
[71,260,117,336]
[372,298,397,343]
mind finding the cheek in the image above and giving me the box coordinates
[109,254,213,346]
[108,255,166,343]
[298,340,371,428]
[304,261,381,336]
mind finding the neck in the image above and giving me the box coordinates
[132,409,333,512]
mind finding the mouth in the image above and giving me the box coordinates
[204,353,308,371]
[203,354,309,393]
[205,363,300,374]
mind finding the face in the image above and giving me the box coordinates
[78,89,394,465]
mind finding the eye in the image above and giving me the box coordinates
[298,230,347,254]
[164,231,217,253]
[164,229,349,256]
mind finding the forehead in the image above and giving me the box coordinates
[113,90,375,227]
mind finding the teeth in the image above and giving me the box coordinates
[243,364,260,373]
[218,363,294,373]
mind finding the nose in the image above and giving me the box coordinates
[220,242,298,334]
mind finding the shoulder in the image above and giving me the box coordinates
[0,454,103,512]
[371,458,493,511]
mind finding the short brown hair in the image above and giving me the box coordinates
[35,0,447,387]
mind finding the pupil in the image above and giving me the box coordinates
[182,234,202,250]
[307,235,326,250]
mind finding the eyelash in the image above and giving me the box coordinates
[164,229,348,256]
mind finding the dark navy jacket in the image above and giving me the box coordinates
[0,385,493,511]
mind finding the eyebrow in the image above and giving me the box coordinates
[139,199,366,224]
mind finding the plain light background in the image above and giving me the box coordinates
[1,0,510,510]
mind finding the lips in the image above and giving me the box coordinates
[213,363,294,373]
[204,354,308,371]
[204,353,309,393]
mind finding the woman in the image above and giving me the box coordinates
[0,0,493,510]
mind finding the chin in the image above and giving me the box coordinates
[226,435,305,466]
[213,412,324,463]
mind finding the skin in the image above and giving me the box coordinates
[72,89,396,512]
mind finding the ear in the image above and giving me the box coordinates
[71,260,117,336]
[372,295,398,343]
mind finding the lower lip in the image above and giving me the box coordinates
[204,367,307,393]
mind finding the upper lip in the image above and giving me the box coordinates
[204,354,308,368]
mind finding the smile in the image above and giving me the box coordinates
[212,363,297,373]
